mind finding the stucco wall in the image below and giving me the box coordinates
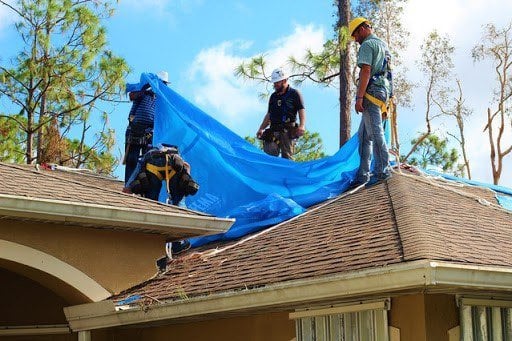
[389,293,458,341]
[424,294,458,341]
[0,219,166,296]
[92,311,295,341]
[390,294,427,341]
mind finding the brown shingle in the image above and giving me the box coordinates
[0,162,206,216]
[111,172,512,304]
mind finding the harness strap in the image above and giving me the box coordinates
[364,92,388,115]
[146,162,176,182]
[165,154,176,196]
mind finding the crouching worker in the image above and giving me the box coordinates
[123,144,199,206]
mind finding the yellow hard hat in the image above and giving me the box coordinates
[348,17,370,37]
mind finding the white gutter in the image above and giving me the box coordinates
[0,194,234,237]
[64,260,512,331]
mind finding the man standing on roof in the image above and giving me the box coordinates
[349,17,392,188]
[123,71,170,184]
[256,68,306,159]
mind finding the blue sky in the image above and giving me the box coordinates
[1,0,511,187]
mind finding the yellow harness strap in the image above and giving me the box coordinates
[165,154,176,195]
[364,92,388,115]
[146,161,176,182]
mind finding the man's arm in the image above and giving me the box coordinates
[355,64,371,113]
[256,113,270,139]
[296,108,306,137]
[128,83,153,101]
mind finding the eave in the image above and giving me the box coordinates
[64,260,512,331]
[0,194,234,239]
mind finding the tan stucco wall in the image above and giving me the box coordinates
[0,219,166,296]
[424,294,459,341]
[390,293,458,341]
[91,311,295,341]
[390,294,427,341]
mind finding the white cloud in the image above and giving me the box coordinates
[187,24,326,127]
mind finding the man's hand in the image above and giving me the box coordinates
[296,126,305,137]
[355,97,364,113]
[256,129,265,139]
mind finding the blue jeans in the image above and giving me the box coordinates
[356,86,390,183]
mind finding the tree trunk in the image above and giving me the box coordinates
[338,0,351,147]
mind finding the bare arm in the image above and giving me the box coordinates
[256,113,271,138]
[296,108,306,137]
[355,64,371,113]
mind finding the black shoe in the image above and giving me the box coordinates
[346,180,367,192]
[171,240,191,255]
[365,173,392,189]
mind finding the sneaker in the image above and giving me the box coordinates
[171,240,191,256]
[365,173,392,189]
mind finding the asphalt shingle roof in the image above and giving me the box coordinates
[0,162,205,216]
[112,172,512,302]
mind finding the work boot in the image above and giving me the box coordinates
[171,240,191,256]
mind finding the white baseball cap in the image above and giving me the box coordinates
[157,70,170,84]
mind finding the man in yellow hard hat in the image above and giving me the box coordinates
[348,17,393,189]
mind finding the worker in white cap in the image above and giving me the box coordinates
[256,67,306,159]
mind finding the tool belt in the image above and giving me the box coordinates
[129,147,199,198]
[127,125,153,146]
[259,123,298,142]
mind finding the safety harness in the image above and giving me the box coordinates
[364,47,393,116]
[145,153,179,196]
[128,146,199,203]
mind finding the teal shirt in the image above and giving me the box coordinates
[357,34,391,95]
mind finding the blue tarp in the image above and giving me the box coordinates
[128,73,512,247]
[425,170,512,211]
[129,73,360,247]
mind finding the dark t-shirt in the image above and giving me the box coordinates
[268,86,305,125]
[128,83,155,128]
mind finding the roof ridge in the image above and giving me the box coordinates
[399,170,511,215]
[383,175,406,262]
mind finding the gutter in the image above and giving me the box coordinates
[64,260,512,331]
[0,194,234,237]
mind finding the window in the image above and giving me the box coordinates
[459,297,512,340]
[290,299,390,341]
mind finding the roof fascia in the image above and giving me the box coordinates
[0,194,234,236]
[64,260,512,331]
[63,260,425,331]
[65,260,512,331]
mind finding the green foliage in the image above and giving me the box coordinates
[407,134,463,176]
[0,0,130,174]
[0,116,26,163]
[245,131,326,162]
[294,131,327,162]
[244,135,263,149]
